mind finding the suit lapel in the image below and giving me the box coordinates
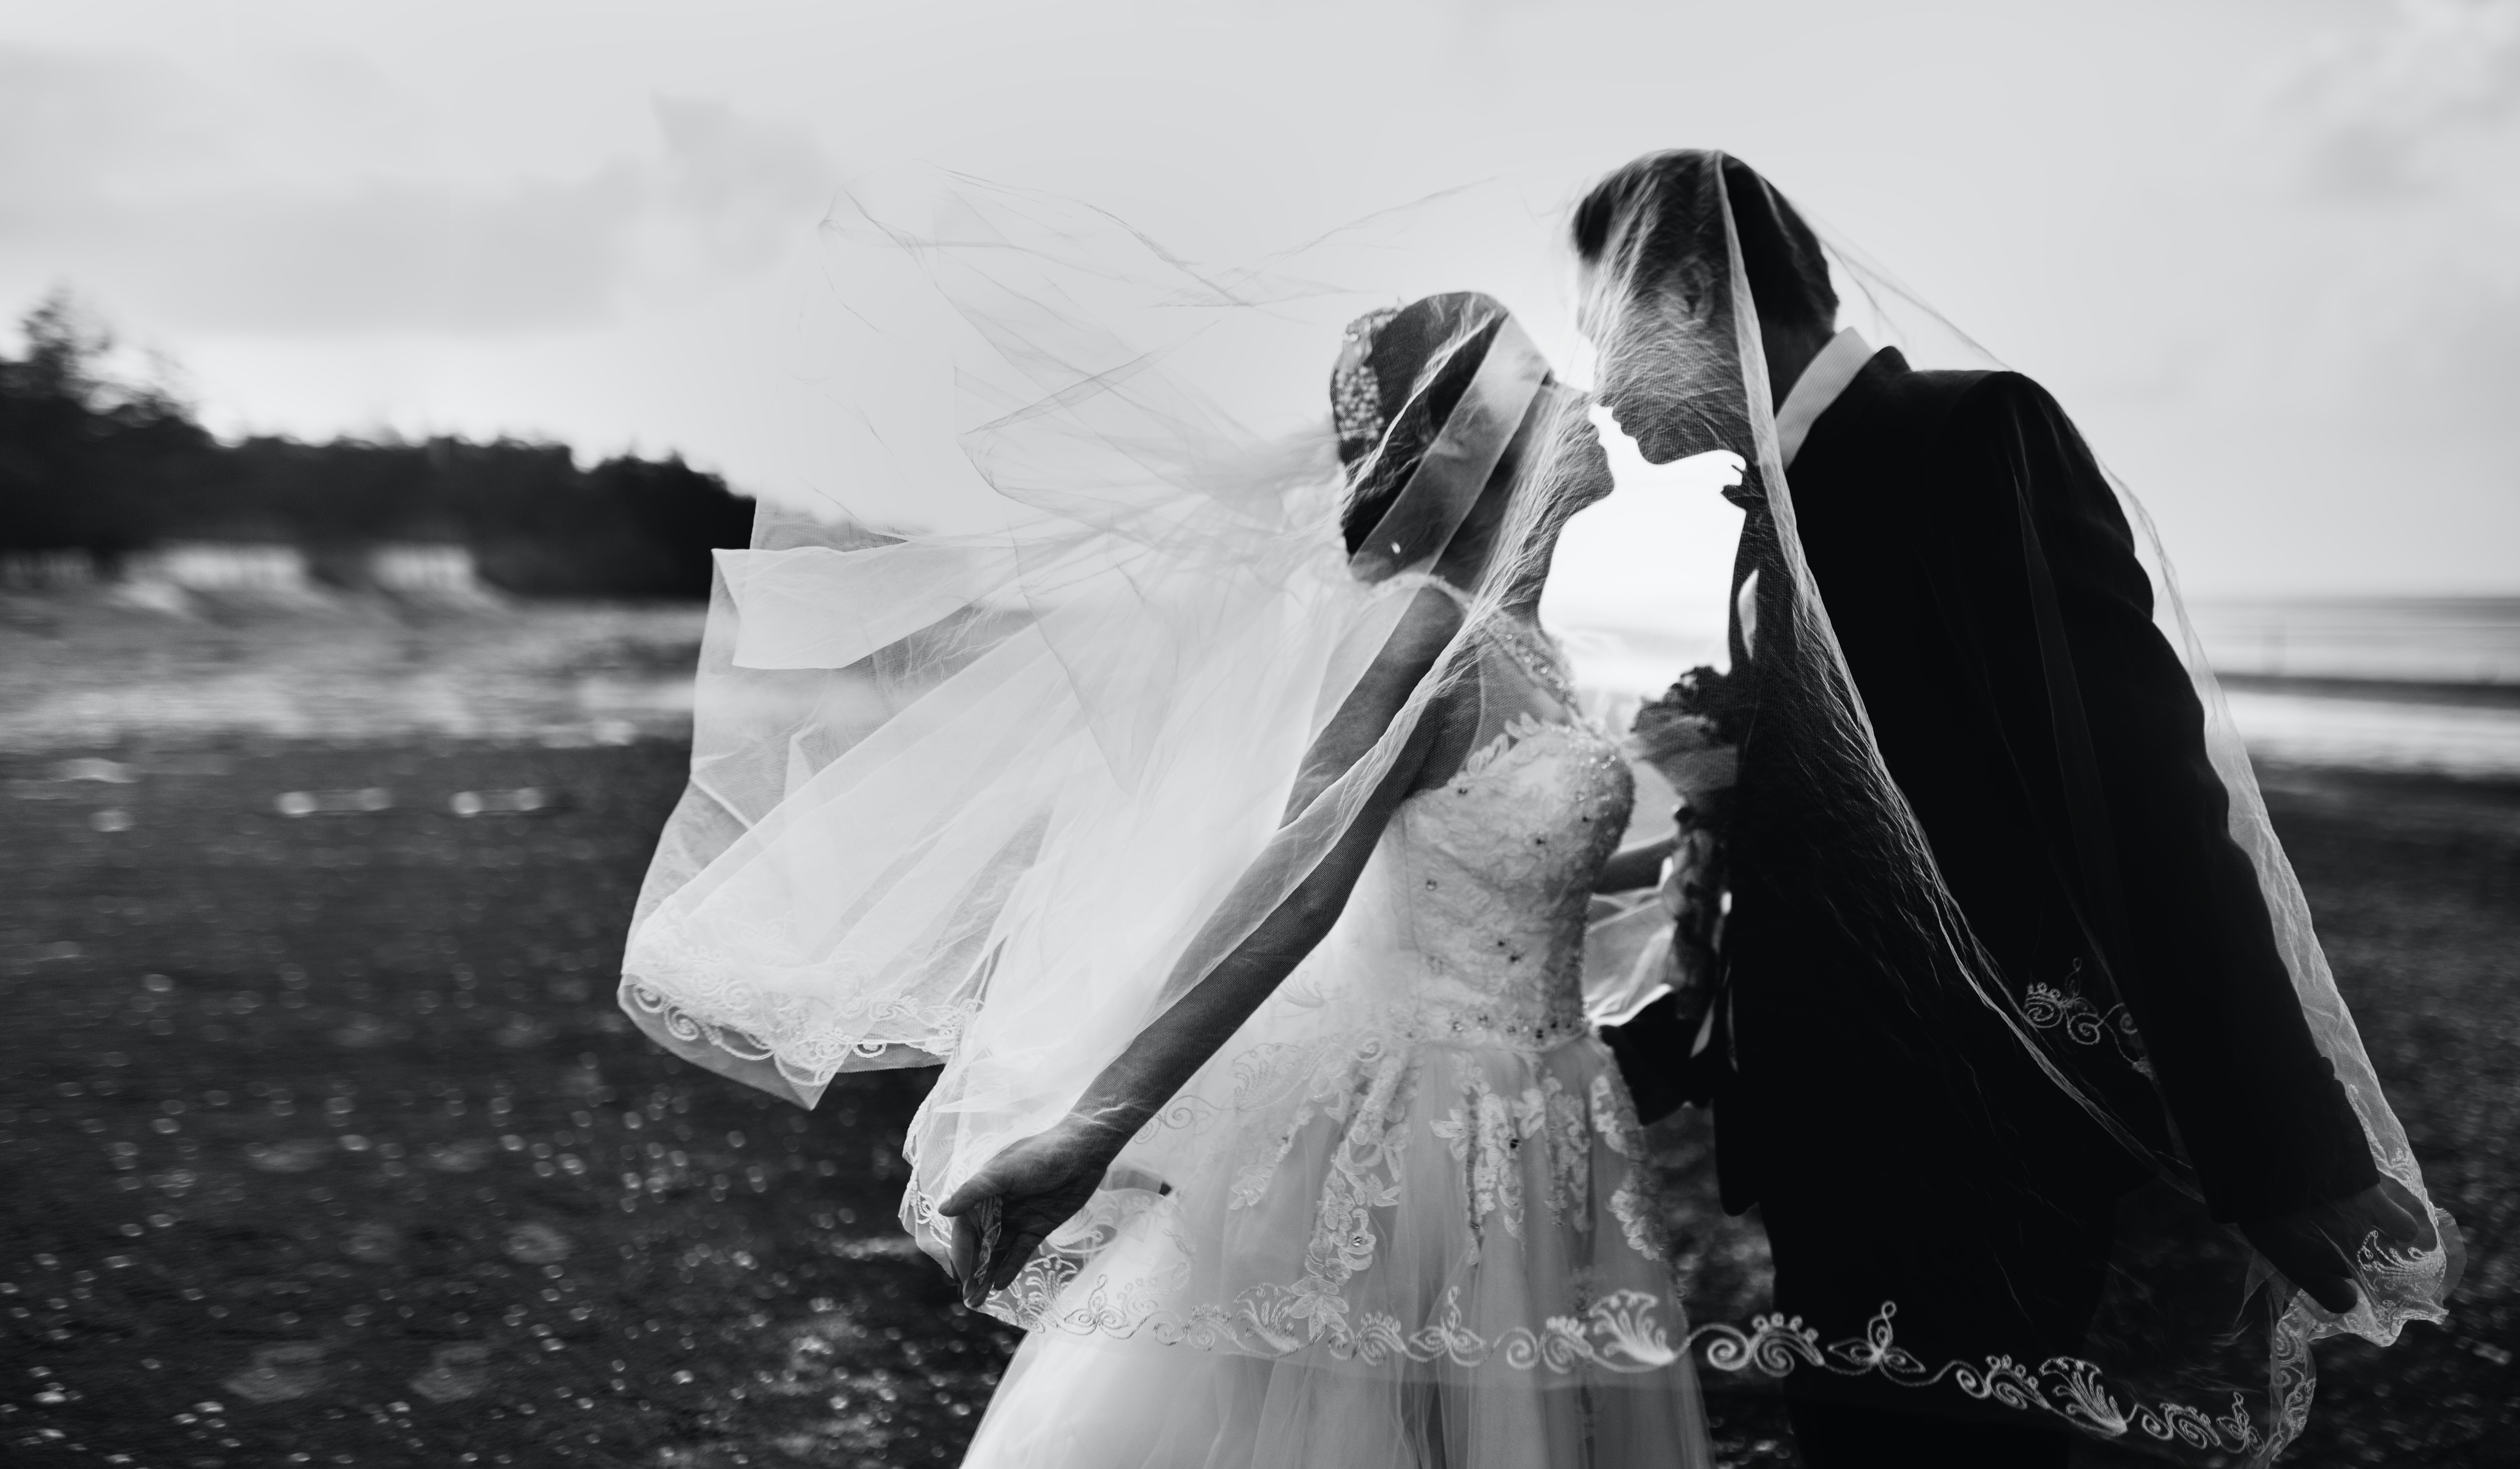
[1722,348,1910,681]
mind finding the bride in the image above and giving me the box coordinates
[620,231,1713,1463]
[938,292,1710,1467]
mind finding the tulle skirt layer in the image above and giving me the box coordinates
[963,1034,1710,1469]
[962,1325,1707,1469]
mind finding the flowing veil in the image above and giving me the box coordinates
[618,172,1616,1293]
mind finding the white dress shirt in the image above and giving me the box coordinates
[1774,326,1875,472]
[1737,327,1875,659]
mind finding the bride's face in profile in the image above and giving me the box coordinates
[1437,390,1615,594]
[1555,395,1617,515]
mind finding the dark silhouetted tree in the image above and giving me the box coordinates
[0,291,756,596]
[0,290,213,557]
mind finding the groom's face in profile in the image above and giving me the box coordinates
[1577,257,1715,468]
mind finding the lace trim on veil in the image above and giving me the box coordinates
[619,972,982,1087]
[1689,1304,2265,1454]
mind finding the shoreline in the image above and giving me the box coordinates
[7,593,2518,777]
[2219,672,2520,710]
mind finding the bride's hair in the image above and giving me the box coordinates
[1330,292,1511,556]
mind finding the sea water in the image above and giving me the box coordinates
[1554,599,2520,780]
[2188,598,2520,778]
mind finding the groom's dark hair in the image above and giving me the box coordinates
[1571,151,1836,336]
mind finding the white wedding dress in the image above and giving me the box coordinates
[960,642,1712,1469]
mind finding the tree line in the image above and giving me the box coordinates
[0,292,754,598]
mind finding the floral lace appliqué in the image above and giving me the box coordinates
[1430,1073,1593,1260]
[1221,1049,1417,1351]
[1590,1072,1666,1262]
[1431,1077,1524,1254]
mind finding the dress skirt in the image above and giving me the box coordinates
[958,1031,1711,1469]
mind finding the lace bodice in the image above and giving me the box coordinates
[1353,711,1635,1051]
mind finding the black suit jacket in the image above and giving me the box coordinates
[1679,349,2373,1225]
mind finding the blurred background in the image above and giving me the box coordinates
[2,2,2513,1466]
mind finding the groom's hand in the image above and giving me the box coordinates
[2240,1175,2437,1314]
[1601,990,1694,1126]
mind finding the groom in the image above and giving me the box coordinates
[1578,151,2427,1467]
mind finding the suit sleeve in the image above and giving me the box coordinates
[1944,374,2375,1221]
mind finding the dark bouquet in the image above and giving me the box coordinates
[1626,664,1743,809]
[1614,667,1742,1091]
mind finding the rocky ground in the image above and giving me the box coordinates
[0,737,2512,1468]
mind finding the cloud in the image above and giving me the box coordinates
[120,171,652,334]
[2287,0,2520,200]
[2190,0,2520,426]
[0,47,839,336]
[649,97,838,277]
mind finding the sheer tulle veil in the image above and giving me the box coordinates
[617,172,1618,1277]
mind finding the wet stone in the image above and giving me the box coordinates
[0,742,1021,1467]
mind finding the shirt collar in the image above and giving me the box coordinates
[1774,326,1873,470]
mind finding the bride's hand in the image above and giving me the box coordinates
[937,1115,1130,1306]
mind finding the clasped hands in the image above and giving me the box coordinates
[2239,1175,2439,1315]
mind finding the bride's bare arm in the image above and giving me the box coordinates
[1592,836,1677,894]
[939,587,1466,1293]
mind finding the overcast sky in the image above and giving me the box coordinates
[3,0,2513,596]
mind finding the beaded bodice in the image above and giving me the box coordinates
[1358,711,1635,1051]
